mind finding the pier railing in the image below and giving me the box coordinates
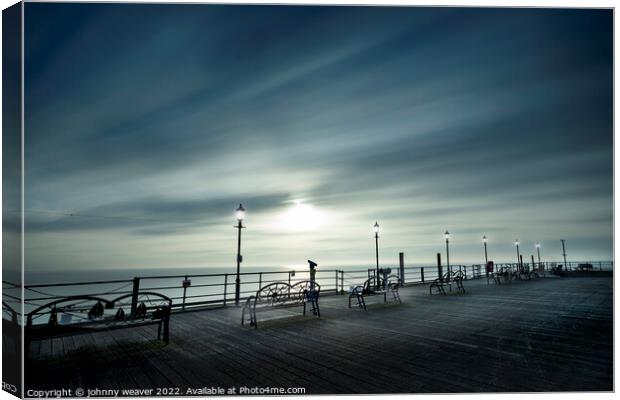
[3,260,612,324]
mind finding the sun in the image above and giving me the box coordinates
[278,201,327,231]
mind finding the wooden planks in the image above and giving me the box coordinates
[26,277,613,393]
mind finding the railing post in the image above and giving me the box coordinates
[259,272,263,288]
[340,270,344,294]
[287,271,291,287]
[182,275,188,311]
[130,277,140,319]
[223,274,228,306]
[421,267,425,283]
[335,270,338,294]
[399,252,405,286]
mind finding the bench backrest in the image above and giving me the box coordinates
[442,270,464,281]
[254,281,320,306]
[290,280,321,302]
[110,292,172,320]
[360,275,400,293]
[385,274,401,289]
[362,277,379,293]
[3,301,18,324]
[26,292,172,328]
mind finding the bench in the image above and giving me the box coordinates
[490,267,505,284]
[25,292,172,356]
[241,280,320,328]
[429,270,465,295]
[577,263,594,272]
[2,301,20,349]
[551,264,568,277]
[496,266,516,284]
[348,275,401,311]
[526,264,540,279]
[516,265,532,280]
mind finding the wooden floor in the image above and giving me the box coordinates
[26,276,613,394]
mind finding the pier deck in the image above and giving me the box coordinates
[26,276,613,394]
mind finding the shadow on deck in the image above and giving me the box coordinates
[26,276,613,394]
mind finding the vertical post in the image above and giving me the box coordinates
[561,239,567,271]
[335,270,338,294]
[375,231,380,290]
[223,274,228,306]
[340,270,344,294]
[599,262,602,271]
[234,203,246,307]
[437,253,443,282]
[259,272,263,288]
[445,238,450,277]
[421,267,425,283]
[235,219,243,306]
[484,241,488,265]
[399,252,405,286]
[182,275,188,311]
[130,277,140,319]
[287,271,292,297]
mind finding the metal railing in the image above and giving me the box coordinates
[2,260,612,324]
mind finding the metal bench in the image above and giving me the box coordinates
[348,275,401,311]
[429,270,465,295]
[25,292,172,356]
[241,280,320,328]
[494,266,514,284]
[577,263,594,272]
[551,264,568,277]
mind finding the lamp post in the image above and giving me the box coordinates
[445,231,451,275]
[482,235,488,265]
[561,239,568,270]
[514,239,520,266]
[234,204,245,306]
[535,242,541,266]
[374,222,380,290]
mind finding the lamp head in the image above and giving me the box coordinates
[373,221,380,233]
[444,230,450,240]
[514,239,520,246]
[536,242,540,248]
[482,235,487,243]
[235,204,246,222]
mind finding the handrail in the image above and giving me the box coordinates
[15,260,612,323]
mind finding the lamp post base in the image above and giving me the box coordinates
[235,278,241,306]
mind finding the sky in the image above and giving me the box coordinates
[18,4,613,273]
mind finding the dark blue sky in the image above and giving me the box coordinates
[22,4,613,271]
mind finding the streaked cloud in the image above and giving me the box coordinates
[22,4,612,273]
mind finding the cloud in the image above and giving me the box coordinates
[21,5,613,272]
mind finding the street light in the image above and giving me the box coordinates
[482,235,488,265]
[374,222,380,290]
[561,239,568,270]
[234,204,245,306]
[535,242,541,265]
[445,231,451,275]
[514,239,520,265]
